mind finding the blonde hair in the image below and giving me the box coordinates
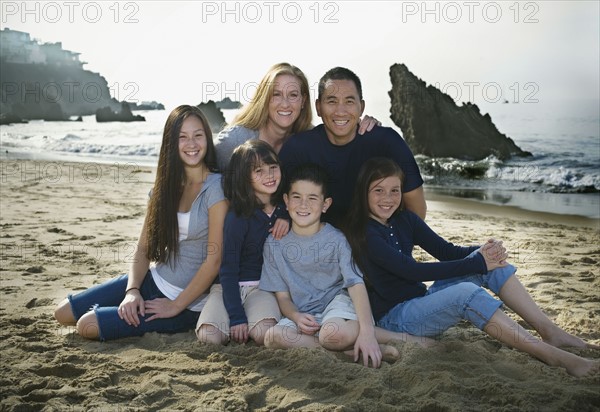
[233,63,313,135]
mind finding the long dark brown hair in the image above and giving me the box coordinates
[342,157,405,278]
[145,105,218,263]
[223,139,283,217]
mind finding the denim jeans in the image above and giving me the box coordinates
[377,262,516,337]
[68,272,200,341]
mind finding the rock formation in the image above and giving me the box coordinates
[0,30,163,121]
[96,102,145,122]
[389,63,531,160]
[197,101,226,133]
[0,112,26,125]
[0,60,121,120]
[129,101,165,111]
[215,97,242,110]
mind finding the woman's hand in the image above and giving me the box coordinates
[118,289,145,327]
[144,298,183,321]
[358,115,381,135]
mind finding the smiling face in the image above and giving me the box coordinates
[368,175,402,225]
[316,79,365,145]
[267,73,305,133]
[250,159,281,204]
[178,115,207,168]
[284,180,332,235]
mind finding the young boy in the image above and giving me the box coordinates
[259,163,428,367]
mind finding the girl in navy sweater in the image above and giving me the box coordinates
[196,140,289,345]
[343,157,598,377]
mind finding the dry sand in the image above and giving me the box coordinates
[1,159,599,411]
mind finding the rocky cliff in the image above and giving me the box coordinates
[0,61,121,120]
[389,63,531,160]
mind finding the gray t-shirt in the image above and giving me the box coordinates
[214,125,259,171]
[154,173,226,289]
[260,223,364,315]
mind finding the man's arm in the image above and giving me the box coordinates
[402,186,427,220]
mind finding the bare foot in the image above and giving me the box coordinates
[380,344,400,363]
[393,334,438,348]
[544,327,600,350]
[566,359,600,378]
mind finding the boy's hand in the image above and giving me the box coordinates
[354,331,382,368]
[230,323,249,344]
[270,218,290,240]
[294,313,320,335]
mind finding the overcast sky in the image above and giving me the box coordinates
[2,1,598,120]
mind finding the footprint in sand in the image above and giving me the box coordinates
[33,364,86,379]
[47,227,69,234]
[25,297,54,308]
[526,272,565,289]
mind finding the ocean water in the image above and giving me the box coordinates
[419,99,600,219]
[1,103,598,218]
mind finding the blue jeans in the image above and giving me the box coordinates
[377,263,516,337]
[68,272,200,341]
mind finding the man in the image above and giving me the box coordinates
[278,67,426,226]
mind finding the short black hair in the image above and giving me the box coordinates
[318,67,363,100]
[286,163,330,198]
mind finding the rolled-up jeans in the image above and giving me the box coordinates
[68,272,200,341]
[377,261,516,337]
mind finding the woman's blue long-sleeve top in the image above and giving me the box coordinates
[219,204,287,326]
[364,210,487,321]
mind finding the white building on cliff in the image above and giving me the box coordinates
[0,28,84,67]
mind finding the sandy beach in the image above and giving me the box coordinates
[1,159,598,411]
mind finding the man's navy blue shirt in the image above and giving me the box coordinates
[278,124,423,226]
